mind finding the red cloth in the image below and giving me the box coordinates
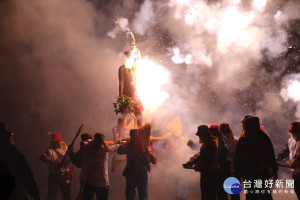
[51,133,61,142]
[126,134,147,161]
[133,95,144,113]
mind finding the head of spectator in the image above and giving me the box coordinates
[94,132,105,145]
[195,125,209,138]
[81,132,93,142]
[220,122,235,144]
[220,123,233,138]
[50,132,62,149]
[289,121,300,140]
[196,125,218,146]
[241,115,261,136]
[209,124,221,138]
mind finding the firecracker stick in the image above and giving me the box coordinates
[277,163,291,168]
[60,123,85,166]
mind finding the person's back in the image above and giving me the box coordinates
[80,132,110,200]
[0,162,15,200]
[81,138,109,187]
[0,124,39,200]
[235,125,277,180]
[0,142,29,200]
[117,129,155,200]
[234,115,277,200]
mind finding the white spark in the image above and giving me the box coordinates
[252,0,267,11]
[136,58,170,111]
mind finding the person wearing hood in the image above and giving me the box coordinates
[234,115,278,200]
[277,121,300,199]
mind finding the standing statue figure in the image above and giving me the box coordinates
[118,50,143,136]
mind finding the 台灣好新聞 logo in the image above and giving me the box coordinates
[223,177,242,194]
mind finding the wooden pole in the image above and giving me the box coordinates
[60,123,85,166]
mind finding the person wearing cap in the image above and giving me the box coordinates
[80,132,111,200]
[234,115,278,200]
[117,129,156,200]
[118,51,143,137]
[277,121,300,199]
[69,132,93,168]
[0,123,40,200]
[39,132,72,200]
[183,125,220,200]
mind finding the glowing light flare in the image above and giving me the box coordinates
[125,57,134,69]
[135,58,170,111]
[232,0,241,5]
[185,6,200,25]
[169,47,191,64]
[184,3,208,26]
[204,18,217,31]
[125,48,141,69]
[217,7,255,52]
[252,0,267,11]
[116,17,129,30]
[286,80,300,102]
[170,0,191,6]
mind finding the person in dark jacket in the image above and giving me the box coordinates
[80,132,111,200]
[183,125,222,200]
[68,132,93,199]
[117,129,156,200]
[234,115,278,200]
[0,123,40,200]
[0,162,15,200]
[69,132,93,168]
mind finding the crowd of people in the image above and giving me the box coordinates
[183,115,300,200]
[0,117,300,200]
